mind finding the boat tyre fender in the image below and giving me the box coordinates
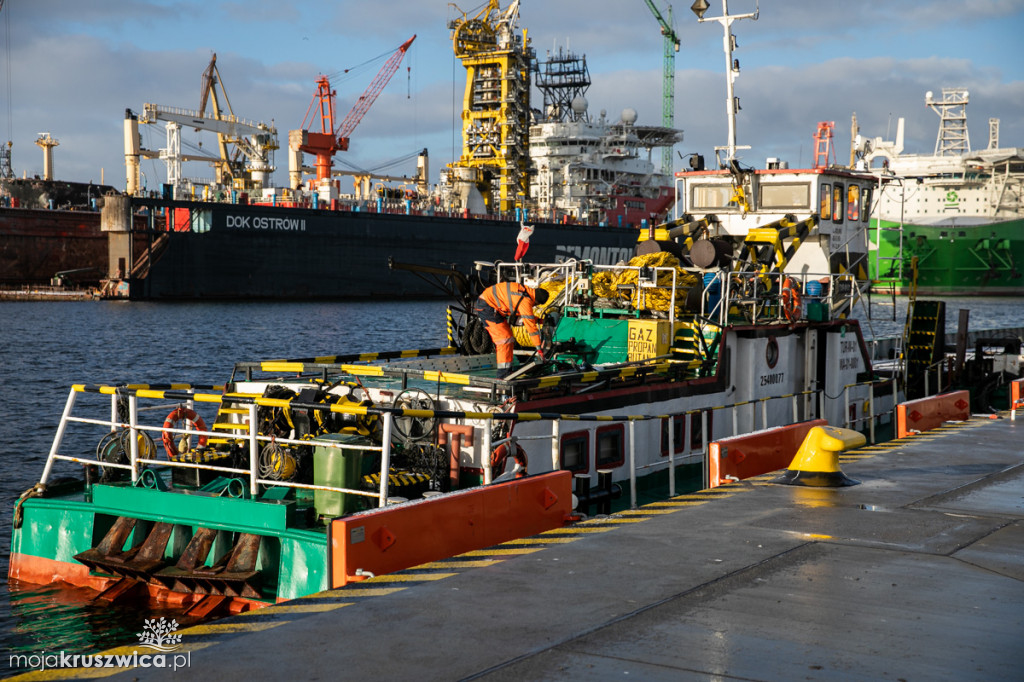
[462,315,494,355]
[162,407,209,460]
[490,442,528,480]
[781,277,801,322]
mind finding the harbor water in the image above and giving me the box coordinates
[1,296,1022,668]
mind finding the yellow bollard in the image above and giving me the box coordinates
[773,425,865,487]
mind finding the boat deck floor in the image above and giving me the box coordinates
[41,412,1024,681]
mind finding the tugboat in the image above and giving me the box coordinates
[9,0,899,615]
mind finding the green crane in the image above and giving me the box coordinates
[643,0,680,174]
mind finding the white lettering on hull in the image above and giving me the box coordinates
[555,245,633,264]
[225,215,306,231]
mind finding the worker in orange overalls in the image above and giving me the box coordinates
[474,282,549,378]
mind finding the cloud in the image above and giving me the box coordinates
[2,0,1021,187]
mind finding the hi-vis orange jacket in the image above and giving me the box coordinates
[477,282,542,348]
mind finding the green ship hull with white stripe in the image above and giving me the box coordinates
[870,216,1024,295]
[864,88,1024,295]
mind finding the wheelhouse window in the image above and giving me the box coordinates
[832,184,844,224]
[661,415,686,457]
[847,185,861,221]
[819,183,832,220]
[691,184,737,210]
[596,424,625,469]
[759,183,810,210]
[560,431,589,473]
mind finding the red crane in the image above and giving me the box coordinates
[300,35,416,182]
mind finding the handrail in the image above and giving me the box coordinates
[40,388,396,507]
[841,377,899,444]
[42,370,897,514]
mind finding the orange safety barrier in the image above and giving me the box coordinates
[1012,379,1024,421]
[896,390,970,438]
[707,419,827,488]
[330,470,572,588]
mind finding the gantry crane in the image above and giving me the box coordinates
[643,0,680,174]
[291,35,416,188]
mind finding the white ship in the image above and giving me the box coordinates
[528,49,682,228]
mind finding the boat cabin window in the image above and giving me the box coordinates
[560,431,589,473]
[847,185,860,221]
[832,184,844,224]
[596,424,625,468]
[690,184,736,210]
[819,183,832,220]
[661,415,686,456]
[758,183,810,210]
[860,186,873,220]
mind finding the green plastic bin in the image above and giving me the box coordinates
[313,433,372,518]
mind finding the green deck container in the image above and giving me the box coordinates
[313,433,372,518]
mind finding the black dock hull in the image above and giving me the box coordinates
[129,201,642,299]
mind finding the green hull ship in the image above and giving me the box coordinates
[865,88,1024,295]
[871,216,1024,295]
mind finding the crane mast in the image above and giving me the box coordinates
[643,1,680,174]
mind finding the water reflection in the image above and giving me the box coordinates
[5,579,197,672]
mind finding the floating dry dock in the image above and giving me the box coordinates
[29,411,1021,681]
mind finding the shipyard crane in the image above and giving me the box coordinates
[1,0,13,179]
[126,55,279,197]
[294,35,416,185]
[643,0,680,173]
[198,53,243,186]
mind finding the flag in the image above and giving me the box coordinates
[515,223,534,261]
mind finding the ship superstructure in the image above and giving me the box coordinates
[528,49,681,227]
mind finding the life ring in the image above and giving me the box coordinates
[490,442,528,479]
[162,407,208,460]
[780,277,802,322]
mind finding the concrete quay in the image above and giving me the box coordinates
[17,413,1024,681]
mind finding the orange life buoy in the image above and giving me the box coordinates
[162,407,208,460]
[490,442,528,479]
[780,277,802,322]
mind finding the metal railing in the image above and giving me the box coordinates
[40,387,399,508]
[37,372,903,516]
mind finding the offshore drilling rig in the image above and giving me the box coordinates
[444,0,534,214]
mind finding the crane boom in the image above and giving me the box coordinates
[643,1,680,173]
[296,35,416,183]
[335,34,416,150]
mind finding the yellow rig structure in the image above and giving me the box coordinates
[447,0,534,214]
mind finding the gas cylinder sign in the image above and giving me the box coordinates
[627,320,670,361]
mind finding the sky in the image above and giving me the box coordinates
[1,0,1022,191]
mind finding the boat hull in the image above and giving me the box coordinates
[869,217,1024,295]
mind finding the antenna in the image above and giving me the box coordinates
[690,0,759,166]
